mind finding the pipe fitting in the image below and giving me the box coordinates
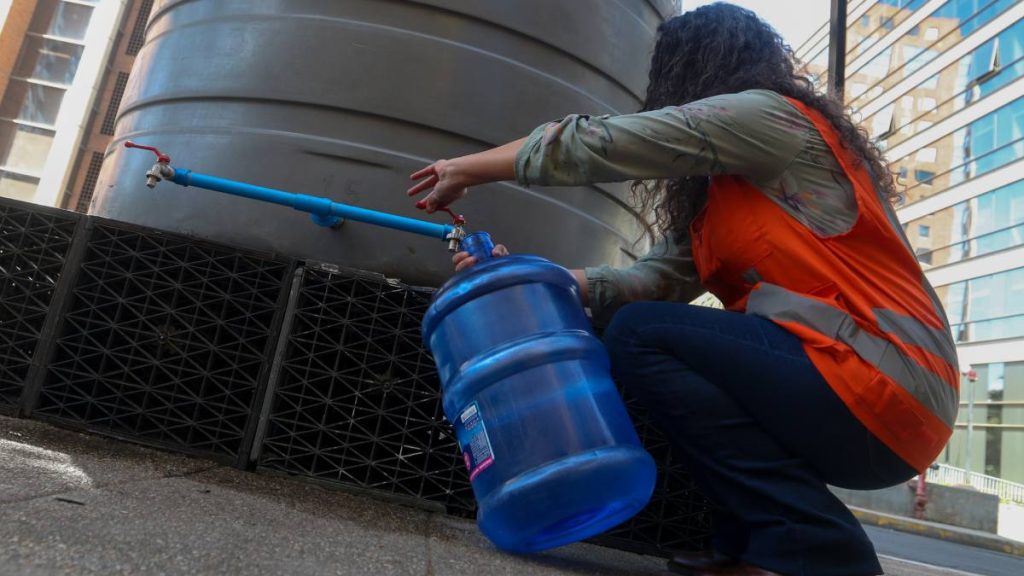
[145,163,174,188]
[447,224,467,253]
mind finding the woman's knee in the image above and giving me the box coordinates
[602,302,673,383]
[602,302,660,346]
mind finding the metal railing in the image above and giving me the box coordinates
[928,463,1024,503]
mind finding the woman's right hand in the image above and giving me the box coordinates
[408,159,472,214]
[453,244,509,272]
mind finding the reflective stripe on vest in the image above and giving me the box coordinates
[868,169,957,338]
[748,283,959,427]
[873,308,958,368]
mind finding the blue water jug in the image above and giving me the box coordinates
[421,232,656,553]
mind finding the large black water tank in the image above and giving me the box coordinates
[92,0,677,284]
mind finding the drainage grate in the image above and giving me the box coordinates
[0,200,79,411]
[99,73,130,136]
[33,222,291,462]
[126,0,154,56]
[75,152,105,212]
[257,266,476,515]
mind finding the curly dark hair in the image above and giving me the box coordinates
[634,2,898,242]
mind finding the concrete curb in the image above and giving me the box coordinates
[851,506,1024,557]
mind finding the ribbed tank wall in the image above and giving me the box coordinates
[92,0,674,284]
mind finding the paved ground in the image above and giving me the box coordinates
[0,416,1015,575]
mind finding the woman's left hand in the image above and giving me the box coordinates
[453,244,509,272]
[407,137,526,213]
[407,159,471,213]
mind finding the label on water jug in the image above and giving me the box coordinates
[457,402,494,481]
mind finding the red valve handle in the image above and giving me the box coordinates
[439,207,466,226]
[415,201,465,226]
[125,141,171,163]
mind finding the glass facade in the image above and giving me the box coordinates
[864,18,1024,149]
[944,361,1024,482]
[891,98,1024,205]
[0,0,95,200]
[943,267,1024,343]
[849,0,1019,110]
[909,178,1024,268]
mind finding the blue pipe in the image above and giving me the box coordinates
[170,168,454,241]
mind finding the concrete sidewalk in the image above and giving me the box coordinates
[0,416,982,575]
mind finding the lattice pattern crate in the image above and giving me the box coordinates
[257,266,476,515]
[33,222,291,462]
[593,385,713,555]
[0,200,79,411]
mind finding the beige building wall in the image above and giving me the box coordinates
[0,0,148,207]
[0,0,39,98]
[63,0,151,211]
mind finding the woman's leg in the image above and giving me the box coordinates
[603,302,916,576]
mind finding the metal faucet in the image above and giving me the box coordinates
[443,212,467,253]
[126,142,174,188]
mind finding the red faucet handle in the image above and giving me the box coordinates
[125,141,171,163]
[438,207,466,226]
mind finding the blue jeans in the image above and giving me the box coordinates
[603,302,917,576]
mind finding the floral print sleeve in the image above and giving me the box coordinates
[584,233,705,328]
[514,89,863,319]
[515,89,808,186]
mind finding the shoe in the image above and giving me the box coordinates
[667,550,739,574]
[669,561,783,575]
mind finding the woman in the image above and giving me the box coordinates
[407,4,958,575]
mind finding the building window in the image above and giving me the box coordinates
[872,104,898,139]
[945,362,1024,483]
[881,16,895,31]
[42,1,95,42]
[915,169,935,185]
[915,247,933,265]
[0,81,66,126]
[0,122,55,175]
[861,15,871,28]
[919,224,931,238]
[945,268,1024,343]
[925,27,940,41]
[13,37,84,86]
[908,25,920,36]
[982,363,1005,478]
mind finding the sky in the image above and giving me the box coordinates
[684,0,833,50]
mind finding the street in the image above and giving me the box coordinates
[867,525,1023,576]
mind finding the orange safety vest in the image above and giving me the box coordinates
[690,97,959,472]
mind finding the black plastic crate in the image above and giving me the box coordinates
[256,265,476,515]
[32,221,292,463]
[0,199,79,412]
[593,387,713,555]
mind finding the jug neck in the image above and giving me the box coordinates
[462,232,495,261]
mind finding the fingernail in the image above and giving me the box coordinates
[415,200,426,209]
